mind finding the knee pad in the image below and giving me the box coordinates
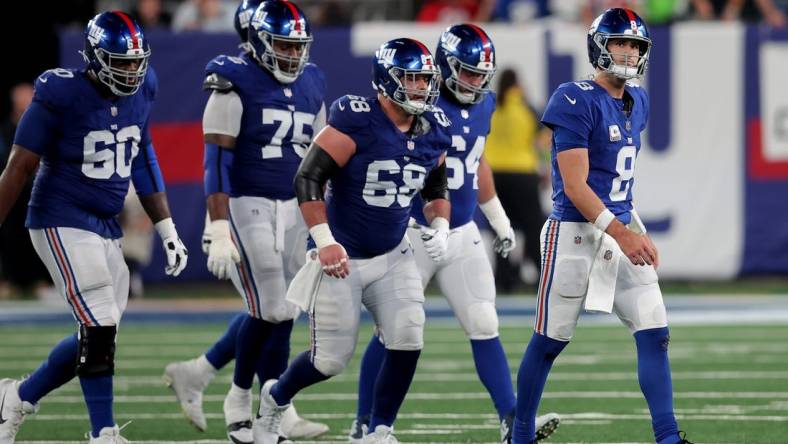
[386,305,425,350]
[312,355,349,376]
[76,325,116,377]
[464,302,499,340]
[261,299,300,323]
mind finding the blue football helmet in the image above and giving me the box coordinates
[588,8,651,80]
[436,23,496,104]
[83,11,150,96]
[248,0,312,84]
[234,0,263,51]
[372,38,441,115]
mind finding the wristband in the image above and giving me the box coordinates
[309,223,337,249]
[593,209,615,232]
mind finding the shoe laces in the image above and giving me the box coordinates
[677,431,694,444]
[257,404,287,433]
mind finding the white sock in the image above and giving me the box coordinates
[196,355,218,376]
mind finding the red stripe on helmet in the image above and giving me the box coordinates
[465,23,491,63]
[113,10,139,49]
[282,1,302,33]
[411,39,433,65]
[623,8,638,32]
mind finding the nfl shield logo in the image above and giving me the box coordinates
[460,109,469,119]
[604,250,613,261]
[283,88,292,98]
[574,236,582,245]
[407,140,415,151]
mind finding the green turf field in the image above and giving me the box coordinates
[2,322,786,443]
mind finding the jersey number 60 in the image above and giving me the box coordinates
[82,126,140,179]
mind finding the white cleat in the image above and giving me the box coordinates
[0,379,38,444]
[361,425,399,444]
[223,384,253,444]
[347,418,368,444]
[281,403,329,439]
[253,380,289,444]
[163,358,214,432]
[535,412,561,441]
[86,425,129,444]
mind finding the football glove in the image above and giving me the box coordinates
[154,218,189,277]
[206,219,240,280]
[480,196,516,258]
[420,217,450,262]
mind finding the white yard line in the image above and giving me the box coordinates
[36,391,788,404]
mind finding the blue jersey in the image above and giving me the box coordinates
[14,68,159,239]
[411,93,495,228]
[541,80,649,223]
[205,53,326,200]
[325,95,451,258]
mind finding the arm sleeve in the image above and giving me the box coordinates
[204,143,234,196]
[131,142,166,196]
[13,101,60,155]
[202,90,243,137]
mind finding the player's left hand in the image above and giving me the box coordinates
[420,217,450,262]
[155,218,189,277]
[493,226,517,258]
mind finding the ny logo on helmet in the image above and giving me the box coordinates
[441,32,461,52]
[421,54,434,66]
[87,23,105,46]
[377,48,397,65]
[238,9,253,28]
[251,9,268,27]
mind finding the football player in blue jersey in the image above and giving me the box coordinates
[253,37,452,444]
[511,8,693,444]
[162,1,328,440]
[346,24,560,444]
[0,11,187,444]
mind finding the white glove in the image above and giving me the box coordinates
[154,218,189,277]
[206,219,240,280]
[420,217,450,262]
[480,196,516,258]
[493,226,517,258]
[201,212,211,254]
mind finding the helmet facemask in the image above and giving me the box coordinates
[87,46,150,96]
[385,67,440,115]
[593,34,650,80]
[445,55,495,104]
[254,31,312,84]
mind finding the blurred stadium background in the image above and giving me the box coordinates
[1,0,788,443]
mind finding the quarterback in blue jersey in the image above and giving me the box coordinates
[348,24,560,444]
[512,8,693,444]
[0,11,187,444]
[162,1,328,440]
[253,38,452,444]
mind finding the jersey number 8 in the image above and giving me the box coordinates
[609,145,636,201]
